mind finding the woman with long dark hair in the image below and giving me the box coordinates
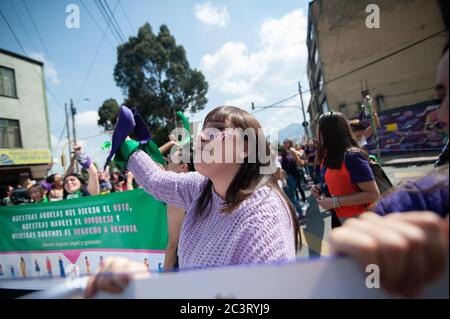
[311,112,380,224]
[85,106,301,297]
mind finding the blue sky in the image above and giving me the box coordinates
[0,0,311,173]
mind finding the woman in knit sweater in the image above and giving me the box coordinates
[85,106,300,297]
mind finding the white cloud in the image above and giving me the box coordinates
[28,52,60,86]
[74,111,110,170]
[48,111,110,174]
[198,9,310,132]
[194,2,230,27]
[75,110,99,128]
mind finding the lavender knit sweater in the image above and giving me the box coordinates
[128,150,296,270]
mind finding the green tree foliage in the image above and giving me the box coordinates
[98,98,120,131]
[113,23,208,145]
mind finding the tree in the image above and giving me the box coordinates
[114,23,208,145]
[98,98,120,131]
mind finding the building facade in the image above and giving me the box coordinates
[306,0,448,154]
[0,49,51,186]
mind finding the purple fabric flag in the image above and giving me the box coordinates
[103,106,153,170]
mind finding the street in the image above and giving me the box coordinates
[298,163,435,258]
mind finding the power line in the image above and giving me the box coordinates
[8,0,37,52]
[118,0,135,34]
[255,29,447,116]
[0,8,65,111]
[309,29,448,96]
[95,0,125,44]
[94,0,121,45]
[21,0,52,60]
[77,0,120,100]
[79,0,117,49]
[251,93,300,114]
[56,124,66,143]
[21,0,72,99]
[383,86,435,98]
[102,0,127,42]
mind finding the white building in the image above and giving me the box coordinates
[0,48,51,186]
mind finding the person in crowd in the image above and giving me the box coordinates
[279,146,306,221]
[63,145,100,199]
[163,147,195,272]
[274,155,288,191]
[311,112,380,224]
[348,95,381,151]
[329,43,449,298]
[19,177,33,190]
[125,171,135,191]
[10,187,31,205]
[159,134,179,155]
[294,144,308,187]
[0,185,13,206]
[282,139,307,203]
[305,139,321,184]
[97,170,113,194]
[28,183,48,204]
[111,174,125,192]
[84,105,300,297]
[46,174,64,201]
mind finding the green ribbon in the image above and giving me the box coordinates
[176,111,192,147]
[113,139,165,171]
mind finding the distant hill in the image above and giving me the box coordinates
[277,122,305,144]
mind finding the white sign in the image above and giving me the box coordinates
[19,256,449,299]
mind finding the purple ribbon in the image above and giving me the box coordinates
[103,105,152,170]
[40,180,52,192]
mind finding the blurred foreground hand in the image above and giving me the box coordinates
[329,211,449,298]
[84,257,150,298]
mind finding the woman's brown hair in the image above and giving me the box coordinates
[318,111,363,169]
[195,106,301,250]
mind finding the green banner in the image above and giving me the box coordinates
[0,189,167,278]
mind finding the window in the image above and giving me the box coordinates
[0,66,17,98]
[0,119,22,148]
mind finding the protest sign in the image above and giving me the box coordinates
[0,189,168,283]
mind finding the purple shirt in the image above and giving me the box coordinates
[373,173,449,217]
[128,150,296,271]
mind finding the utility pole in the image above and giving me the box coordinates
[70,98,78,173]
[64,103,72,173]
[298,82,310,139]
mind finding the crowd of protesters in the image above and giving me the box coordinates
[0,145,138,206]
[83,42,448,299]
[0,41,448,300]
